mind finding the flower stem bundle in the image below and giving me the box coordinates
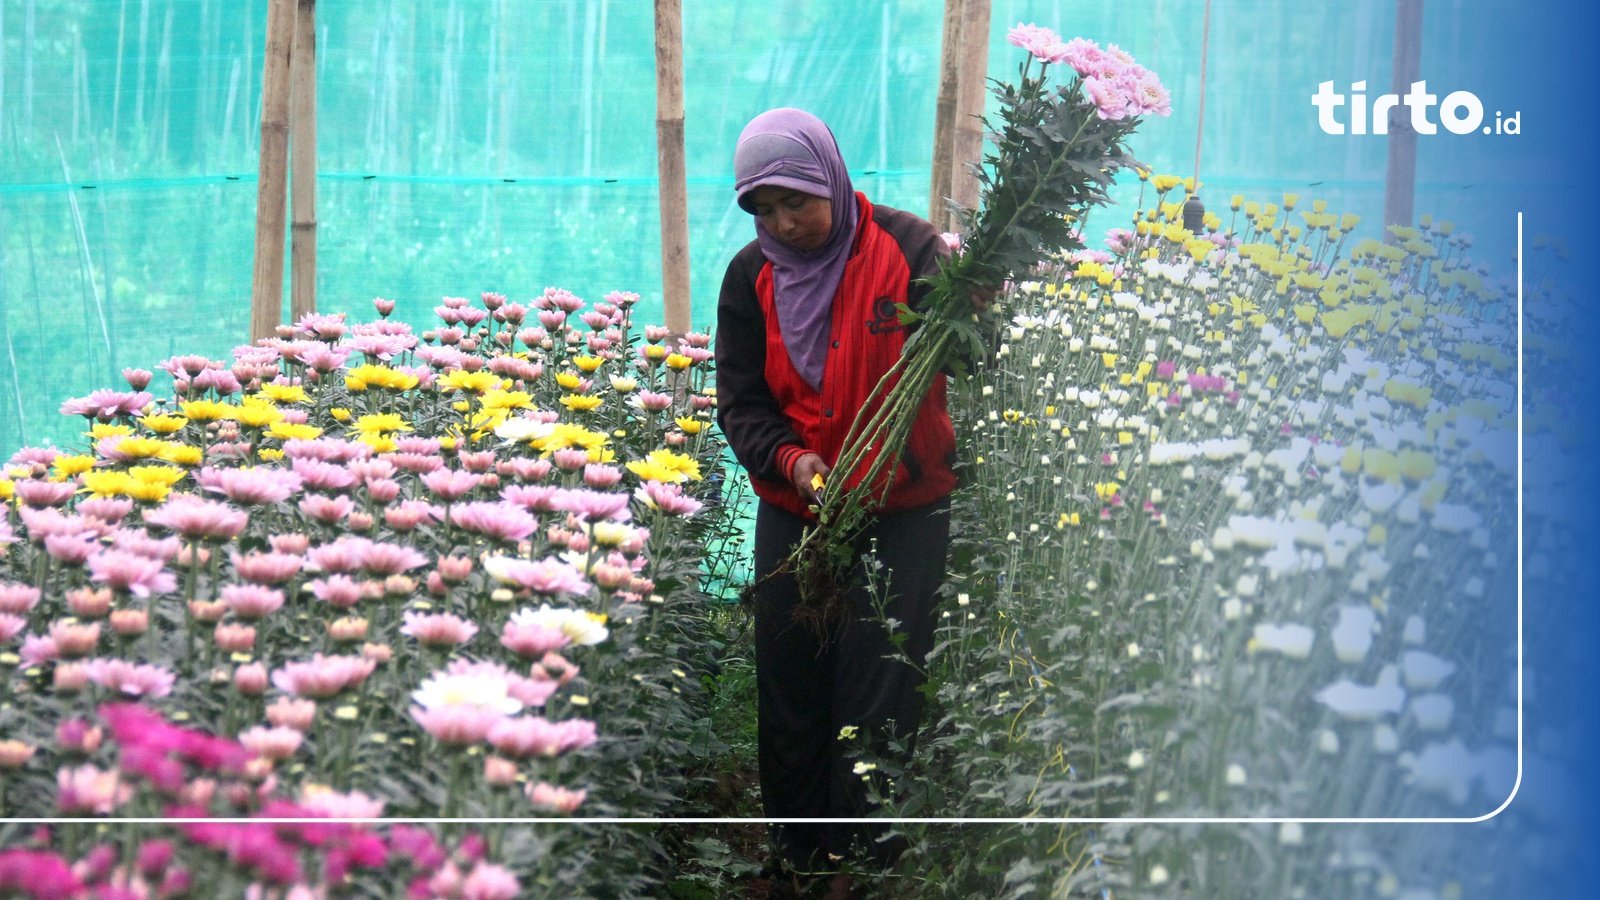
[784,26,1172,627]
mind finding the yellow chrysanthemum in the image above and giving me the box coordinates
[156,442,204,467]
[329,407,353,423]
[438,369,503,394]
[675,416,705,435]
[128,465,187,487]
[233,401,285,429]
[52,455,96,480]
[626,448,702,483]
[665,353,694,371]
[141,414,189,435]
[532,423,611,455]
[573,355,604,373]
[88,423,135,441]
[479,389,534,412]
[259,448,285,462]
[179,399,235,422]
[258,383,310,404]
[1094,482,1121,502]
[466,408,510,437]
[554,372,584,391]
[115,437,167,460]
[356,432,399,454]
[81,470,138,498]
[0,479,13,501]
[1397,450,1437,482]
[346,364,418,392]
[268,421,324,441]
[125,479,172,503]
[1151,174,1184,193]
[559,394,603,412]
[352,413,412,435]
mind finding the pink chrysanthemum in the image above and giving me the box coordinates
[82,658,176,697]
[481,556,591,598]
[57,764,135,814]
[550,488,632,523]
[358,541,429,576]
[460,861,522,900]
[500,620,571,659]
[238,725,304,762]
[448,502,539,544]
[271,654,377,698]
[422,468,481,501]
[0,582,42,615]
[527,781,588,814]
[289,457,358,492]
[401,611,479,647]
[143,495,251,541]
[59,389,154,420]
[13,479,76,509]
[230,550,304,585]
[0,613,27,644]
[221,583,287,620]
[299,493,357,524]
[487,716,597,758]
[86,549,176,598]
[636,481,704,517]
[196,466,302,505]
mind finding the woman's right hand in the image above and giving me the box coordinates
[790,452,831,506]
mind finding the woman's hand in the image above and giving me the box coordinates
[790,452,831,506]
[970,285,999,314]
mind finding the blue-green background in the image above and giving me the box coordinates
[1,1,1594,892]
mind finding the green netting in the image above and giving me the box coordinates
[0,0,1523,457]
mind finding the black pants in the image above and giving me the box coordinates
[752,496,952,870]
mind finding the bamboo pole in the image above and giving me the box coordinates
[1383,0,1423,233]
[290,0,318,322]
[250,0,295,343]
[929,0,962,229]
[654,0,691,333]
[950,0,990,218]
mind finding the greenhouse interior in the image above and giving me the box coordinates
[0,1,1590,898]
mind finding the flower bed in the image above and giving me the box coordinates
[0,289,735,896]
[877,187,1537,896]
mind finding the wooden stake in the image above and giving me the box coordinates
[290,0,318,322]
[654,0,691,333]
[929,0,963,230]
[950,0,990,218]
[1384,0,1423,233]
[250,0,295,343]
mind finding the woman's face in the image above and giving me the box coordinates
[747,186,833,252]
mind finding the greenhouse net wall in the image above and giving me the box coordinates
[1,0,1523,457]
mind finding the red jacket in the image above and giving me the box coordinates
[716,193,958,520]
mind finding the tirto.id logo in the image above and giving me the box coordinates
[1313,81,1520,136]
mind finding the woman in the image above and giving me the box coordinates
[715,107,959,892]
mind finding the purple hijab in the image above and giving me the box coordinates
[733,108,859,392]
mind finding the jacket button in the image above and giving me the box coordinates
[831,340,840,349]
[824,408,833,417]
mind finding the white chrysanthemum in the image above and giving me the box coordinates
[1430,503,1483,534]
[1252,623,1313,660]
[1316,678,1405,721]
[510,604,609,646]
[412,670,523,716]
[1225,514,1278,549]
[494,417,549,443]
[1404,739,1474,804]
[1402,650,1457,691]
[1331,606,1376,664]
[1410,693,1455,732]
